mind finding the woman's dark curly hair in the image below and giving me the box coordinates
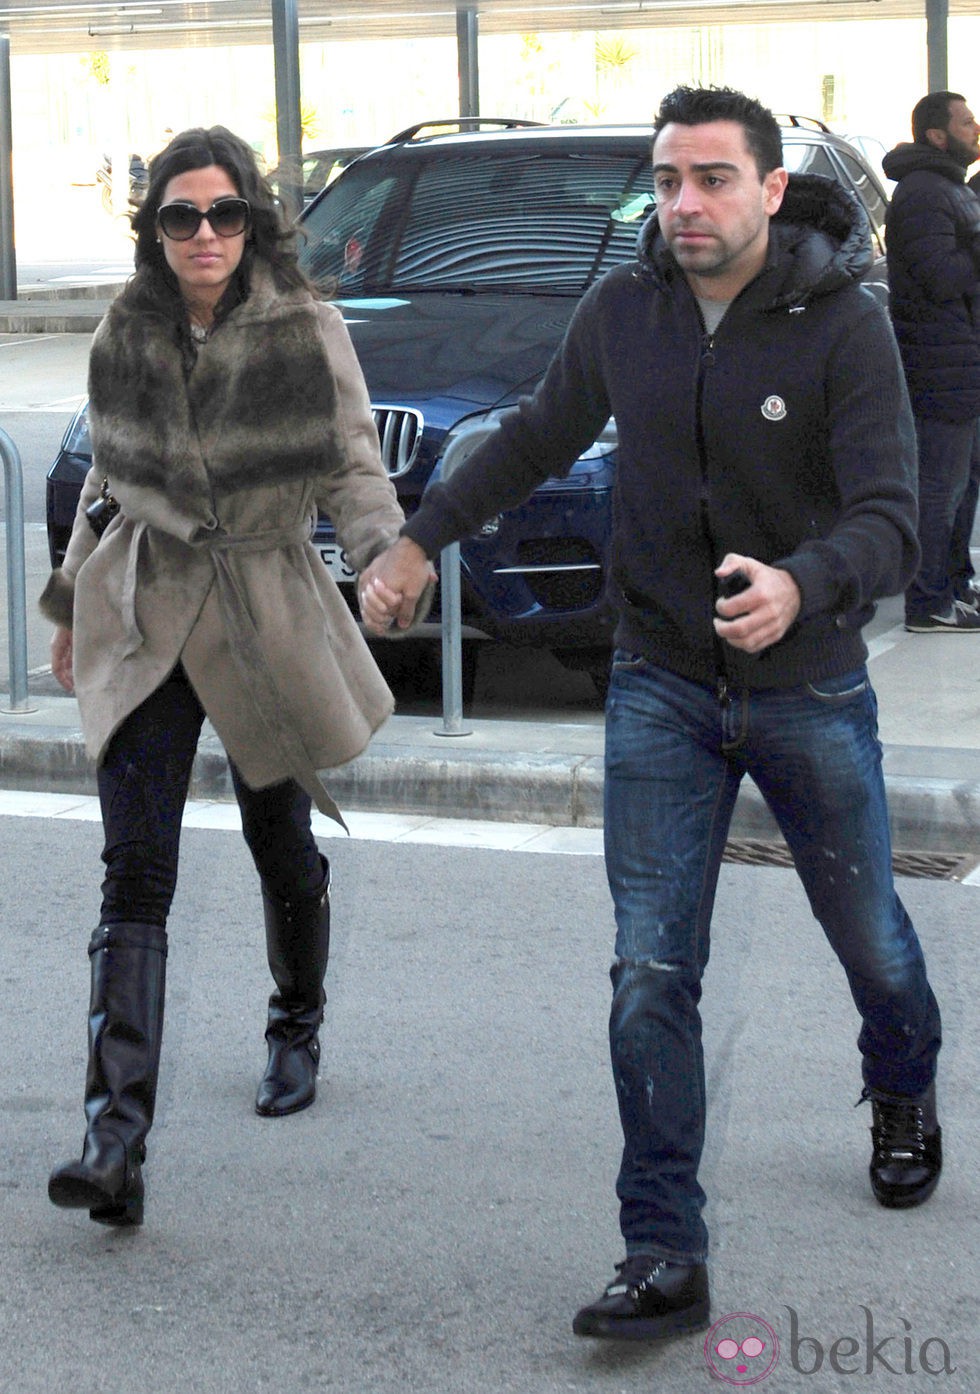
[126,124,317,326]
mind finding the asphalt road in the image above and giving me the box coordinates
[1,812,976,1394]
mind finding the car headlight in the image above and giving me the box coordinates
[438,411,617,480]
[61,404,92,460]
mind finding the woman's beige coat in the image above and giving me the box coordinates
[40,262,411,825]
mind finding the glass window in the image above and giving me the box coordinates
[301,168,400,293]
[301,148,654,295]
[833,147,888,243]
[782,140,838,181]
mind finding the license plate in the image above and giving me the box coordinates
[319,544,356,584]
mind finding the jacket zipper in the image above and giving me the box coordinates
[694,324,734,698]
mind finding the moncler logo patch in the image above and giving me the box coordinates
[761,395,787,421]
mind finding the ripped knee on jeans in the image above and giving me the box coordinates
[613,954,683,973]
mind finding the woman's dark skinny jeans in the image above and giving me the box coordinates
[97,665,323,927]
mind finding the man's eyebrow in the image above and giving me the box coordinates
[652,160,741,174]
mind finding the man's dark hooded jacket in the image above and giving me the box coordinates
[882,141,980,422]
[403,174,918,692]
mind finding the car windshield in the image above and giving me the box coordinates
[300,147,655,295]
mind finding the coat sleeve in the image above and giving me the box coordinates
[38,464,104,628]
[774,295,920,618]
[311,304,406,573]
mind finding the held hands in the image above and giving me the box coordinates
[51,625,75,694]
[359,536,437,637]
[713,554,801,654]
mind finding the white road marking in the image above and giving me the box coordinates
[0,788,604,856]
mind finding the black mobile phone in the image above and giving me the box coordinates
[717,569,750,599]
[85,494,120,539]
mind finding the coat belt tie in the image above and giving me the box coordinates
[121,518,346,828]
[210,522,347,829]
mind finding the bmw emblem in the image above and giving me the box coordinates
[761,395,787,421]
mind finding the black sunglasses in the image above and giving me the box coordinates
[157,197,250,241]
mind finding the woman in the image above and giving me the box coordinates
[40,126,429,1227]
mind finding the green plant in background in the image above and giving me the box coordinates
[595,35,638,76]
[262,101,322,156]
[593,34,637,119]
[84,51,111,87]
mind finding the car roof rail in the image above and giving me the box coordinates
[384,117,546,145]
[776,114,832,134]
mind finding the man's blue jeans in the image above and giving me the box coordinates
[603,656,942,1264]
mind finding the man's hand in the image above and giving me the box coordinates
[51,625,75,693]
[713,554,801,654]
[359,536,437,637]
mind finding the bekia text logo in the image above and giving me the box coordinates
[704,1307,956,1383]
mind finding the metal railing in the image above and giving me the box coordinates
[1,426,36,712]
[434,421,496,738]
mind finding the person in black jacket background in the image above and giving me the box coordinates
[360,86,943,1344]
[951,166,980,609]
[883,91,980,631]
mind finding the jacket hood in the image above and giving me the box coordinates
[881,141,967,185]
[635,172,872,309]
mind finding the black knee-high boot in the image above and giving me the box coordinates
[49,922,168,1226]
[255,854,331,1118]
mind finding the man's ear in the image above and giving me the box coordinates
[763,166,788,217]
[924,126,949,151]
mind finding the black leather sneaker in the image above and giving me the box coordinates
[905,600,980,632]
[865,1083,942,1209]
[572,1255,710,1341]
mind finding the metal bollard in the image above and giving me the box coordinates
[436,535,471,737]
[433,420,498,738]
[0,426,36,712]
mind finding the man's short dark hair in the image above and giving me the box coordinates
[911,91,964,144]
[651,85,783,178]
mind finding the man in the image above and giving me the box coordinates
[883,91,980,631]
[362,87,942,1342]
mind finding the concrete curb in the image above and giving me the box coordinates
[3,711,980,855]
[16,283,124,302]
[0,286,123,333]
[0,300,110,333]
